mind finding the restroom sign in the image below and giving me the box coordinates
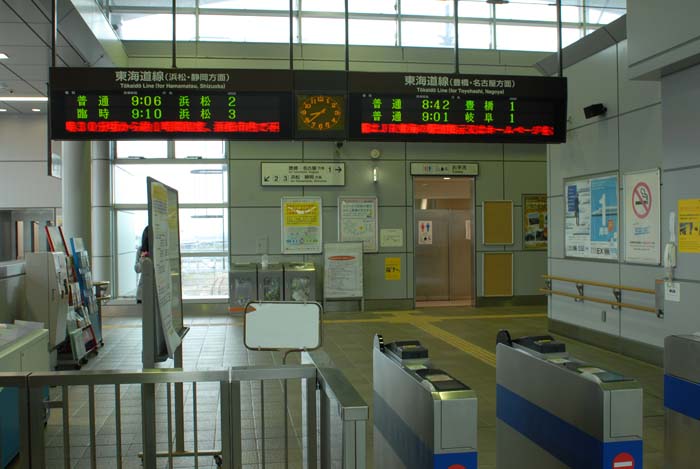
[418,220,433,245]
[612,452,634,468]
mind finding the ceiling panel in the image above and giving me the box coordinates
[10,65,50,81]
[0,79,45,96]
[0,23,47,47]
[3,0,50,23]
[0,4,22,23]
[0,66,19,80]
[0,46,51,65]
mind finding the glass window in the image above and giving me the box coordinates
[349,0,395,14]
[495,3,557,22]
[496,24,580,52]
[301,17,345,44]
[198,0,294,11]
[116,14,196,41]
[116,141,168,159]
[181,256,229,299]
[180,208,228,253]
[458,23,492,50]
[401,21,455,48]
[401,0,453,17]
[302,0,344,13]
[198,14,291,42]
[116,209,148,297]
[175,140,226,159]
[458,1,492,19]
[586,7,624,24]
[114,163,228,205]
[349,19,397,46]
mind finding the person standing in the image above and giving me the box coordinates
[134,226,149,303]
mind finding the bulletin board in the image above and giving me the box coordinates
[483,200,514,245]
[483,252,513,297]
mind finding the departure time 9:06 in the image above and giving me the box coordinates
[131,95,163,120]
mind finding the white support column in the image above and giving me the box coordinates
[91,141,112,284]
[61,141,92,249]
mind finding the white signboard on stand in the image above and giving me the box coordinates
[147,177,183,358]
[324,242,364,300]
[338,196,378,252]
[244,302,322,350]
[623,169,661,265]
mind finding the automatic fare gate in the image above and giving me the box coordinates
[373,334,478,469]
[495,331,643,469]
[664,334,700,468]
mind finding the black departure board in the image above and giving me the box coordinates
[49,68,293,140]
[347,72,567,143]
[49,68,567,143]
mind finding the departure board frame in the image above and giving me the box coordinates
[49,67,294,140]
[347,72,567,143]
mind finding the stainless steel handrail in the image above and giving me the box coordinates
[0,363,367,469]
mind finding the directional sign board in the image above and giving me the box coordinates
[261,162,345,186]
[410,162,479,176]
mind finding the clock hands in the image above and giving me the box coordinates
[307,108,327,123]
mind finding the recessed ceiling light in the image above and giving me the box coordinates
[0,97,48,102]
[31,108,41,112]
[443,177,451,180]
[0,108,7,112]
[0,53,8,60]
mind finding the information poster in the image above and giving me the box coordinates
[281,197,322,254]
[338,196,378,252]
[148,179,182,358]
[565,174,618,260]
[523,194,548,250]
[384,257,401,281]
[324,242,363,299]
[678,199,700,253]
[623,169,661,264]
[380,229,403,248]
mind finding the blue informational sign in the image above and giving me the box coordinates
[567,184,578,213]
[590,176,618,243]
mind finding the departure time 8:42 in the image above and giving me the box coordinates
[419,98,517,124]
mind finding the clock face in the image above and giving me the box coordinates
[297,95,345,131]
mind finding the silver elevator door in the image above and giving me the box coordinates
[414,177,475,304]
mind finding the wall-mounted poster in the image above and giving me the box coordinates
[523,194,548,250]
[281,197,322,254]
[623,169,661,264]
[565,174,618,260]
[678,199,700,253]
[338,196,378,252]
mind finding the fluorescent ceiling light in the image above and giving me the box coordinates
[0,53,8,59]
[0,97,48,102]
[0,108,7,112]
[31,108,41,112]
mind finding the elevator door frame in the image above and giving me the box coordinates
[412,176,477,307]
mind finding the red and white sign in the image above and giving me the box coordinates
[631,182,652,219]
[612,452,634,468]
[623,169,661,265]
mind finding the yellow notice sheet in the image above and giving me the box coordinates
[384,257,401,281]
[678,199,700,253]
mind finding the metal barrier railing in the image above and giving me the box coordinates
[0,364,368,469]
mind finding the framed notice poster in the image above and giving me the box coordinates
[324,242,363,300]
[338,196,378,252]
[281,196,323,254]
[523,194,548,250]
[623,169,661,264]
[678,199,700,253]
[565,174,619,260]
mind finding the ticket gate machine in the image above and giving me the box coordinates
[373,334,478,469]
[664,334,700,468]
[496,331,643,469]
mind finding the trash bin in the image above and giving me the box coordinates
[258,263,284,301]
[229,263,258,310]
[284,262,316,302]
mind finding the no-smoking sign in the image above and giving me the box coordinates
[632,182,652,219]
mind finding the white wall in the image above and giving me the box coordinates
[548,40,670,347]
[0,115,62,209]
